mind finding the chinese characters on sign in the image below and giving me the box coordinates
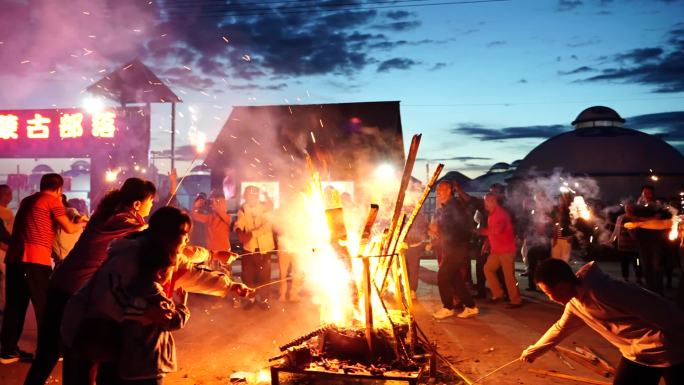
[0,110,117,140]
[0,114,19,140]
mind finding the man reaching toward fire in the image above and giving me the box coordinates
[520,258,684,385]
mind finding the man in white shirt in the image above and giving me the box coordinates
[520,258,684,384]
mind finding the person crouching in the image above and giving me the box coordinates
[117,238,189,385]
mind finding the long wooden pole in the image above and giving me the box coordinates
[362,257,373,355]
[528,369,612,385]
[170,102,176,171]
[378,163,444,295]
[382,134,421,255]
[392,163,444,257]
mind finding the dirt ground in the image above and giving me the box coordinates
[0,259,679,385]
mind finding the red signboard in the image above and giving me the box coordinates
[0,107,147,158]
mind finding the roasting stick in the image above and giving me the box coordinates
[251,277,293,291]
[472,358,519,383]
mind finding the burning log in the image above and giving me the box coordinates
[361,204,380,242]
[278,324,330,352]
[321,327,397,364]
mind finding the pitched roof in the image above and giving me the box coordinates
[86,59,181,103]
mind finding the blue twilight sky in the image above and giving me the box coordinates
[0,0,683,180]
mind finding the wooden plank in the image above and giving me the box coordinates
[555,346,611,378]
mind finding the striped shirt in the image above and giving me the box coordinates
[5,192,66,266]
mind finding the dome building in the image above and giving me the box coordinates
[514,106,684,202]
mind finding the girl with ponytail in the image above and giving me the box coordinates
[25,178,157,385]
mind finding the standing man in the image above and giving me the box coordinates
[0,184,14,313]
[192,190,231,253]
[633,185,669,295]
[0,174,86,364]
[431,181,479,319]
[551,192,573,262]
[521,259,684,385]
[234,186,275,310]
[481,193,522,308]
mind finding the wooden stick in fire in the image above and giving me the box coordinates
[362,256,373,355]
[378,163,445,296]
[361,204,380,242]
[381,134,422,255]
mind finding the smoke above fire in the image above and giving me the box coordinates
[214,105,414,326]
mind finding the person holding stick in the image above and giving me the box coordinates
[520,258,684,385]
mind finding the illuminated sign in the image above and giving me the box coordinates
[0,107,148,158]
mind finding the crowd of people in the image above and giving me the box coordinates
[427,181,684,321]
[0,174,682,385]
[0,175,252,385]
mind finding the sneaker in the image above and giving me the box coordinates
[487,297,503,304]
[505,302,523,309]
[0,354,19,365]
[0,350,33,364]
[257,299,271,310]
[242,298,256,310]
[432,307,455,320]
[456,306,479,319]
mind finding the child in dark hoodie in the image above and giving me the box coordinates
[117,239,190,385]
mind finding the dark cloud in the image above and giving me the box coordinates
[385,10,413,20]
[372,20,422,32]
[0,0,425,97]
[625,111,684,140]
[571,26,684,92]
[558,66,594,75]
[486,40,507,48]
[615,47,663,63]
[567,38,602,48]
[369,38,450,50]
[451,111,684,145]
[517,78,528,83]
[430,62,447,71]
[451,123,568,141]
[377,58,419,73]
[227,83,288,91]
[557,0,583,11]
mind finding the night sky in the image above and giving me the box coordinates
[0,0,682,179]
